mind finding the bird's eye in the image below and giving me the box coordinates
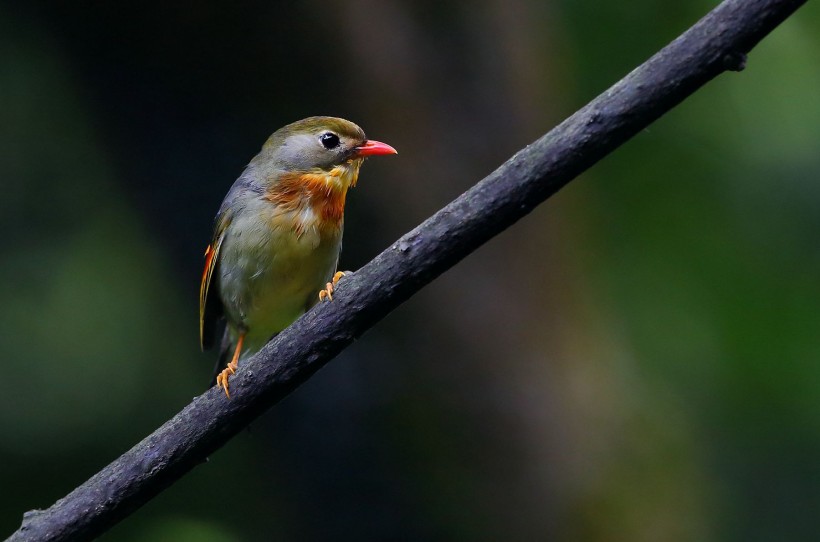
[320,132,340,149]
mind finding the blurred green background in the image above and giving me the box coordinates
[1,1,819,541]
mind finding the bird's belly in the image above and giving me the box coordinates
[218,214,340,352]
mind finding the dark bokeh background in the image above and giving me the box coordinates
[2,1,819,540]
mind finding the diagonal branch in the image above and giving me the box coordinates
[7,0,807,540]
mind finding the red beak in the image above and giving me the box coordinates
[354,139,398,157]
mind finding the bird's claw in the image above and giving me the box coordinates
[319,271,347,302]
[215,359,238,398]
[318,283,333,302]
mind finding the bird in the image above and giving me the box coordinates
[199,116,397,397]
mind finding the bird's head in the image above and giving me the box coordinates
[253,117,396,228]
[254,116,396,187]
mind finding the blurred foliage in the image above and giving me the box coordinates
[1,1,819,541]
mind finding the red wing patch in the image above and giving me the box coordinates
[199,231,225,349]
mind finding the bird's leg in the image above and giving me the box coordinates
[319,271,347,302]
[216,332,245,398]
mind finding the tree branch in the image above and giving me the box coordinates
[7,0,807,540]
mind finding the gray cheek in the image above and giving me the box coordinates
[277,134,321,170]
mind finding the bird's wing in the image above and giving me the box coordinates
[199,214,230,350]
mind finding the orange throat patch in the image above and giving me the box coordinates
[265,161,362,233]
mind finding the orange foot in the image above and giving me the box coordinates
[215,332,244,398]
[319,271,347,302]
[215,360,238,398]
